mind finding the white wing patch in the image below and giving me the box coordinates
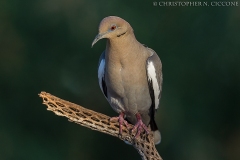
[147,61,160,109]
[110,97,125,113]
[98,58,105,92]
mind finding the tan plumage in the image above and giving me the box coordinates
[92,16,162,144]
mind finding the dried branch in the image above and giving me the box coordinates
[39,91,162,160]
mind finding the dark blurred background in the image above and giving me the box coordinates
[0,0,240,160]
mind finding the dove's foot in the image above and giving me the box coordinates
[132,113,149,138]
[110,112,130,135]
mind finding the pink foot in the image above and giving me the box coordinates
[110,112,130,135]
[132,113,149,138]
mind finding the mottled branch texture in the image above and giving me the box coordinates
[39,91,162,160]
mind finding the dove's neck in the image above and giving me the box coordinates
[106,32,141,60]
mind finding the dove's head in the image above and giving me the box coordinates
[92,16,133,47]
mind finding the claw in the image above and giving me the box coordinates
[110,112,130,135]
[131,113,149,138]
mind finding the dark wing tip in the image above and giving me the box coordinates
[102,78,108,98]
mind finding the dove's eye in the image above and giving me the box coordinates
[110,25,117,31]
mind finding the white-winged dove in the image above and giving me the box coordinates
[92,16,163,144]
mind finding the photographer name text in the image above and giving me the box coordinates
[153,1,239,7]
